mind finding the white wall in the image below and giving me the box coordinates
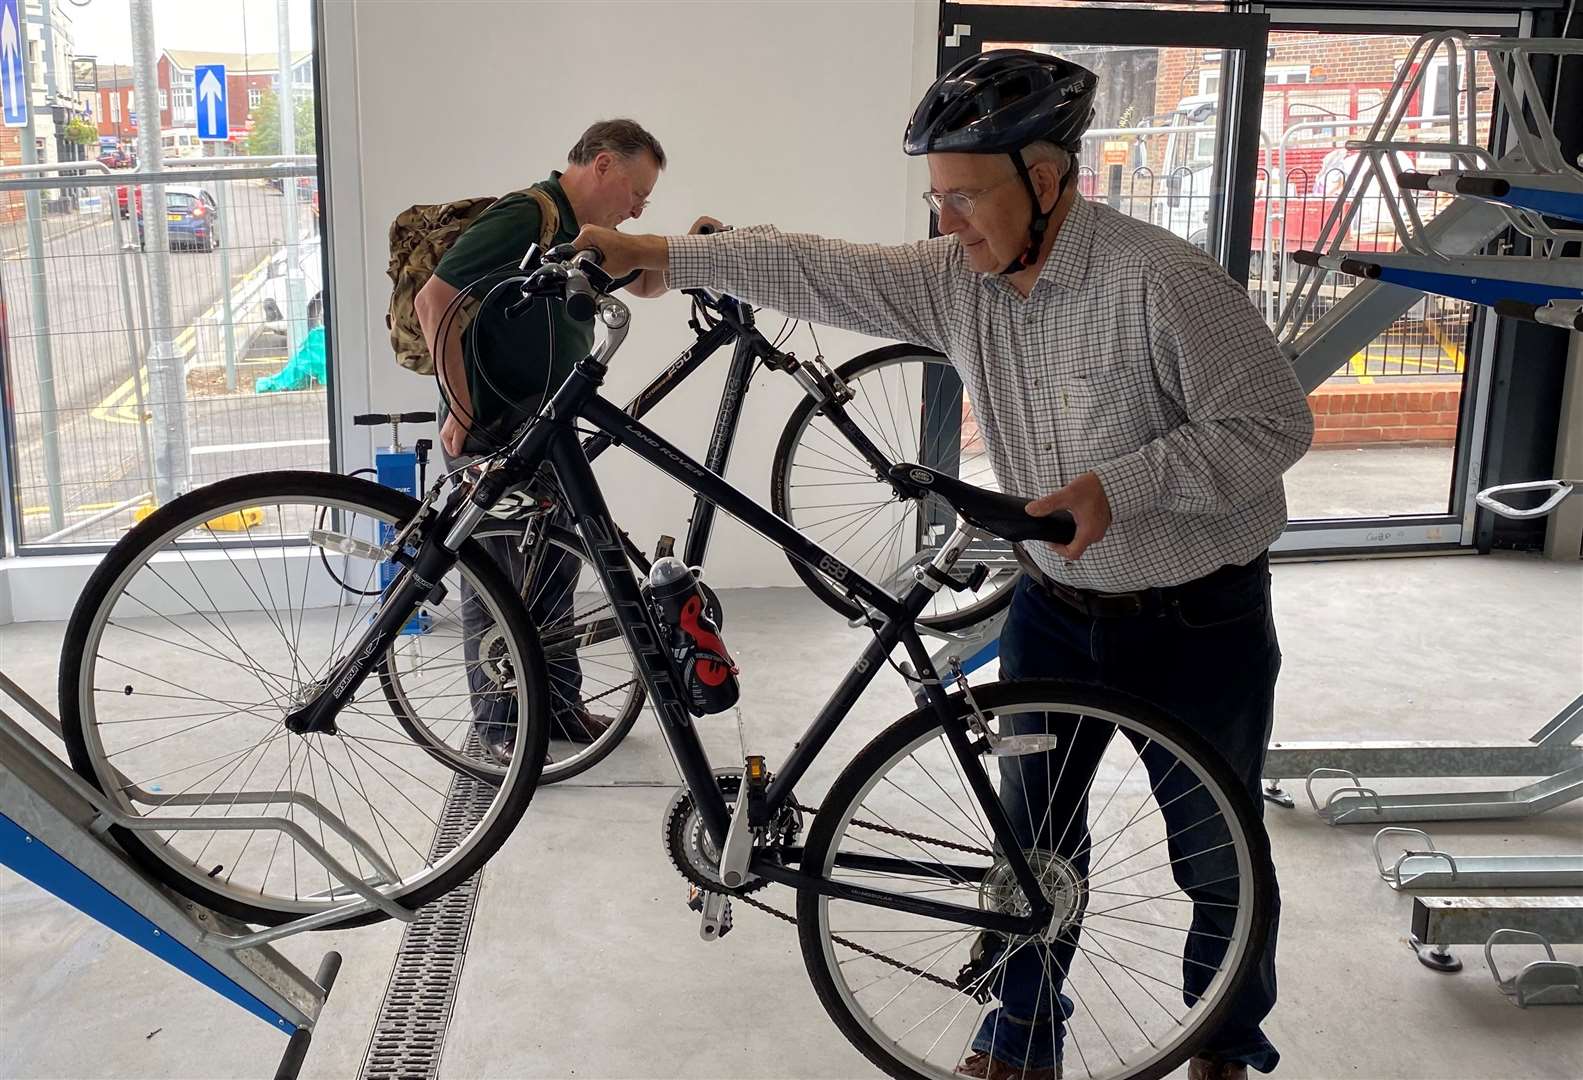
[322,0,940,589]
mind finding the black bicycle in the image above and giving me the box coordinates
[381,266,1014,784]
[60,246,1274,1080]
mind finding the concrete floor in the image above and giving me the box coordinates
[2,553,1581,1079]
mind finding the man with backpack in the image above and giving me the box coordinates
[403,118,671,766]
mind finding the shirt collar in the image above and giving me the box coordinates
[543,170,578,234]
[980,192,1096,299]
[1031,192,1096,295]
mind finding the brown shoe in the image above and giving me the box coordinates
[481,734,558,769]
[956,1050,1061,1080]
[1187,1058,1248,1080]
[549,707,614,744]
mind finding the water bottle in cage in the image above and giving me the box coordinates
[646,557,739,715]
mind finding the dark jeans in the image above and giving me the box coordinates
[972,558,1282,1073]
[449,454,584,741]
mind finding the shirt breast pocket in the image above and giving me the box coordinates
[1057,359,1139,442]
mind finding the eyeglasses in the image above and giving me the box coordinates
[922,175,1019,218]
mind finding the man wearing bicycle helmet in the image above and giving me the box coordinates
[578,49,1308,1080]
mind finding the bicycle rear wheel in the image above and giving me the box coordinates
[381,521,645,785]
[58,472,550,928]
[796,680,1274,1080]
[771,345,1017,632]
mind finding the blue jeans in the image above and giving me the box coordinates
[971,558,1282,1073]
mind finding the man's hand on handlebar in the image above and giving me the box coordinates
[572,216,722,280]
[572,226,664,279]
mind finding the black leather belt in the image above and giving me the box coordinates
[1014,546,1267,619]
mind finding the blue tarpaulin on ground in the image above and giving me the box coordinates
[256,326,327,393]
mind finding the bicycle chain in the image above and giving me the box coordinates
[708,799,995,994]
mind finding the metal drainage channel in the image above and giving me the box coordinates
[359,756,495,1080]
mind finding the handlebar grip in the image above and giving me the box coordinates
[352,414,384,426]
[397,412,436,424]
[1397,172,1432,191]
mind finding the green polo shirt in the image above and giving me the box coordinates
[434,171,592,451]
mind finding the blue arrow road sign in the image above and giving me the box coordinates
[1,0,26,128]
[195,63,228,141]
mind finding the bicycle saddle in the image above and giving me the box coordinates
[889,463,1075,545]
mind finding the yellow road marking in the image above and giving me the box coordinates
[90,249,280,424]
[91,355,291,425]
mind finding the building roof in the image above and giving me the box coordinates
[162,49,313,74]
[98,63,135,89]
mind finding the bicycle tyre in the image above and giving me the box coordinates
[770,344,1018,632]
[795,679,1275,1080]
[58,471,550,928]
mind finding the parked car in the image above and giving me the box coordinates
[135,185,221,252]
[261,234,325,332]
[97,148,135,169]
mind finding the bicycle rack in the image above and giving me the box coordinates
[1372,828,1583,891]
[1485,929,1583,1007]
[1266,695,1583,824]
[0,668,413,1077]
[1408,895,1583,979]
[1276,31,1583,392]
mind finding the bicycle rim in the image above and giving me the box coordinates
[797,681,1271,1080]
[772,346,1016,632]
[59,473,548,925]
[382,521,645,785]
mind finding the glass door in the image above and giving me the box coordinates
[1255,6,1521,552]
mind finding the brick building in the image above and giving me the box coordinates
[89,49,313,152]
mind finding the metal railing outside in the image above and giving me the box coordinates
[0,157,328,551]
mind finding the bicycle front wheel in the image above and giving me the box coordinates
[771,345,1017,632]
[59,472,551,928]
[796,680,1273,1080]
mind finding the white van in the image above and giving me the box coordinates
[159,129,205,160]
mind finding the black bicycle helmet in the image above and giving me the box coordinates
[905,50,1097,272]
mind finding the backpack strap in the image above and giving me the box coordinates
[518,185,562,252]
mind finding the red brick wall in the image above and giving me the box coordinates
[0,127,22,224]
[1308,382,1461,448]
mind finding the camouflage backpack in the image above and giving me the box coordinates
[385,185,560,375]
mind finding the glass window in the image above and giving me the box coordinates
[1,1,330,550]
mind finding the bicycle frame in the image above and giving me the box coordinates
[579,293,886,573]
[296,341,1054,938]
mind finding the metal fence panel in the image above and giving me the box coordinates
[0,161,328,550]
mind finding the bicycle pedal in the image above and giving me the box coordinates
[689,884,733,941]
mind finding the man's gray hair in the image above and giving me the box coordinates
[1021,140,1073,177]
[568,119,667,169]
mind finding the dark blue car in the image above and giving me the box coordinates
[137,185,220,251]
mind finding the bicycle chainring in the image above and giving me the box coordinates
[662,771,800,896]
